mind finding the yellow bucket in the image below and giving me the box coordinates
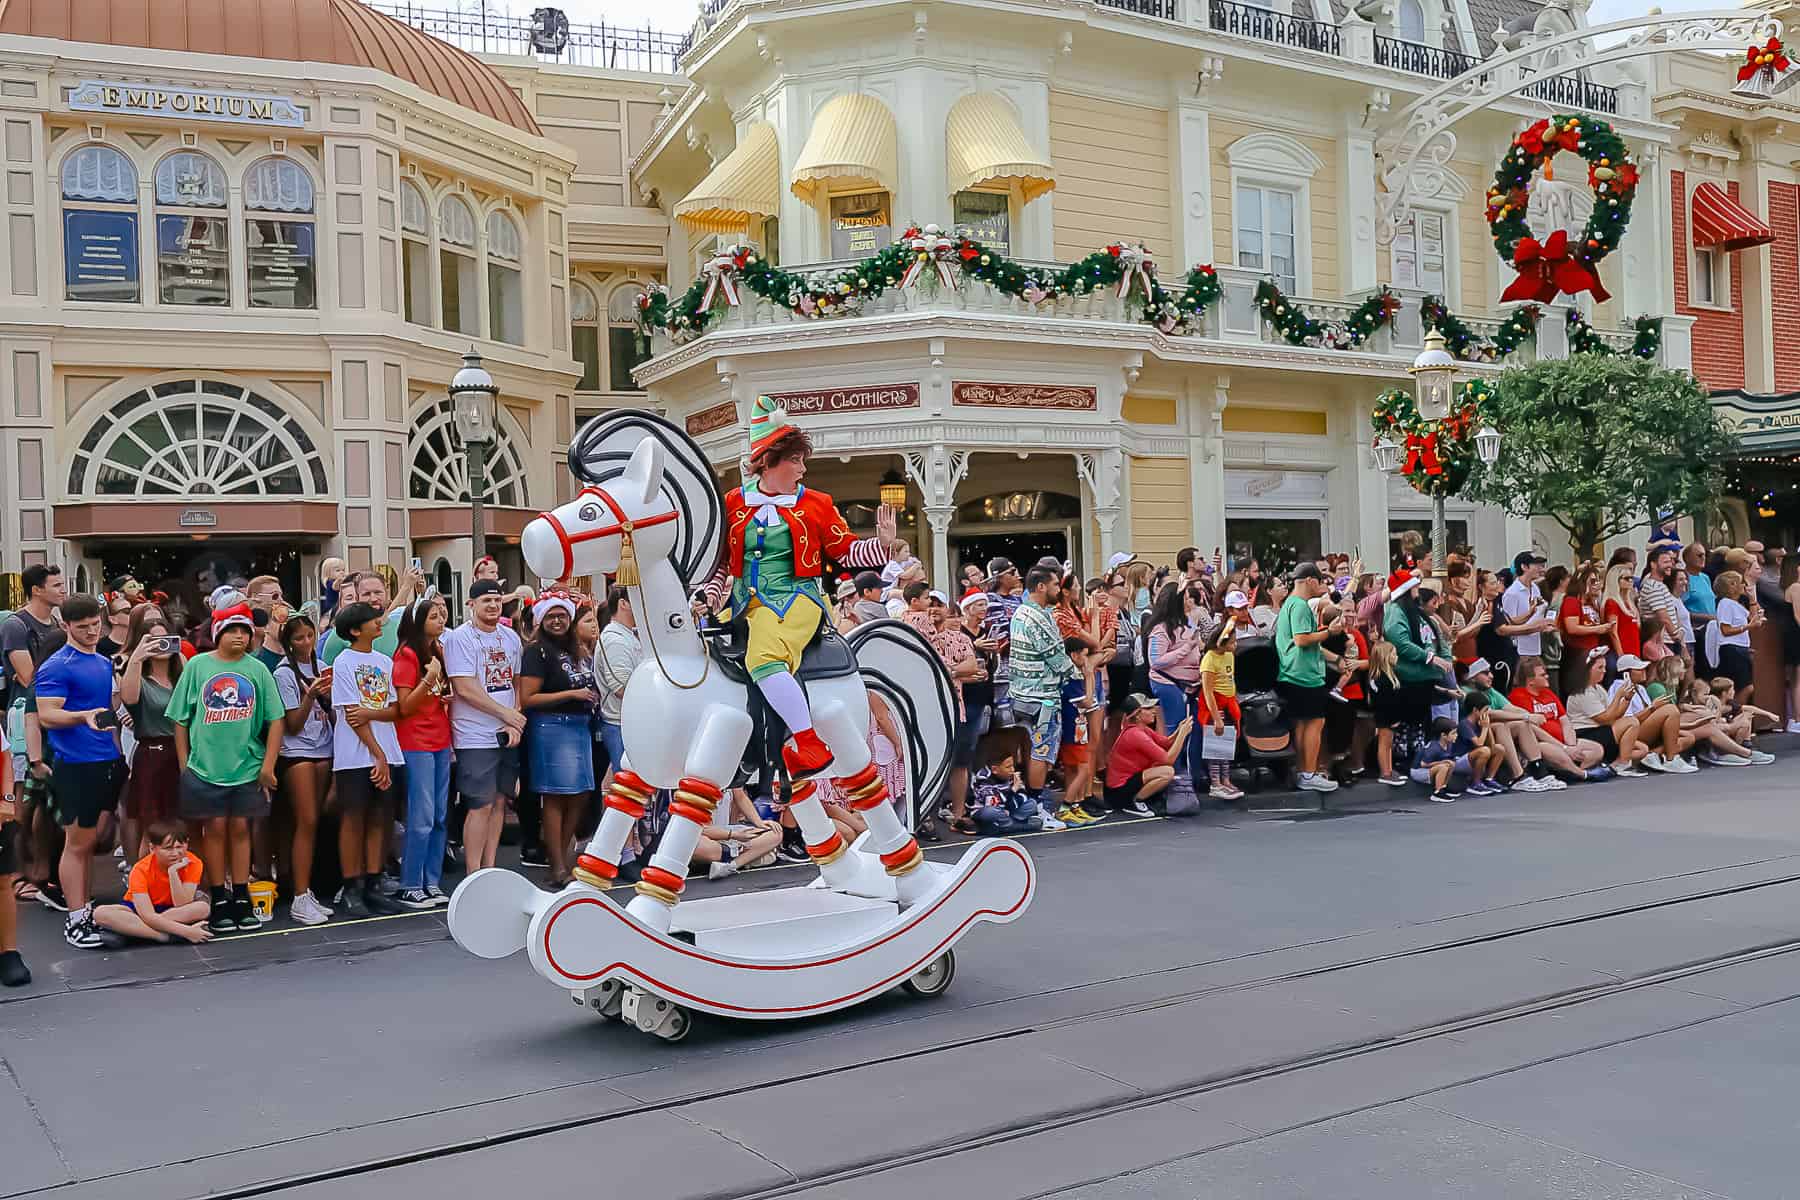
[246,880,277,922]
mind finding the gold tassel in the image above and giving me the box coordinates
[614,527,640,588]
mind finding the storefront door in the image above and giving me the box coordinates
[85,540,305,633]
[1224,516,1323,577]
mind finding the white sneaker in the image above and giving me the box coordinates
[1298,773,1339,792]
[1701,751,1750,767]
[1665,756,1700,774]
[1513,776,1547,792]
[1544,776,1569,790]
[1749,750,1776,765]
[1788,721,1800,734]
[289,891,330,926]
[1641,753,1666,773]
[707,859,739,881]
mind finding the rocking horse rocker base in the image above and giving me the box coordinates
[449,834,1034,1040]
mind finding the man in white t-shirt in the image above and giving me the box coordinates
[1498,552,1554,673]
[442,580,525,873]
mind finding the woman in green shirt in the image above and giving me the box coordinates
[118,607,183,862]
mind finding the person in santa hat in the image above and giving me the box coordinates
[696,396,899,778]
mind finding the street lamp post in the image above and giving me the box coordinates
[450,348,499,567]
[1409,331,1460,573]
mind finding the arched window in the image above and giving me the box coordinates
[68,378,327,497]
[408,394,528,508]
[1398,0,1427,42]
[62,145,140,303]
[486,210,523,345]
[400,180,431,325]
[571,283,600,392]
[244,157,316,309]
[153,151,229,305]
[439,195,478,335]
[607,284,646,392]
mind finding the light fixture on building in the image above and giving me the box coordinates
[1371,433,1401,474]
[879,469,907,510]
[450,348,500,562]
[1409,329,1458,421]
[1475,424,1502,465]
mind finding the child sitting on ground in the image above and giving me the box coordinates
[969,751,1042,835]
[691,788,786,880]
[91,821,212,945]
[1709,678,1779,744]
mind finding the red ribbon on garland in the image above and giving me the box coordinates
[1499,230,1611,304]
[1739,37,1790,82]
[1403,432,1443,476]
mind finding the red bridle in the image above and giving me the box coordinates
[537,485,679,581]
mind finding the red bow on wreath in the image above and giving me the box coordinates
[1739,37,1790,82]
[1499,230,1611,304]
[1403,431,1443,477]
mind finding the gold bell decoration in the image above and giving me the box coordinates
[614,521,640,588]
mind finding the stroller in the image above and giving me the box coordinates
[1231,635,1296,792]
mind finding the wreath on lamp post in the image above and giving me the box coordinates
[1370,378,1497,498]
[1485,113,1639,305]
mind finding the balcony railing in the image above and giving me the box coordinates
[367,3,684,74]
[1095,0,1183,19]
[1373,36,1479,80]
[1208,0,1340,54]
[1518,70,1620,115]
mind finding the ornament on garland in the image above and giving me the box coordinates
[1371,378,1496,497]
[1733,35,1800,98]
[1565,309,1662,360]
[1486,113,1638,305]
[1257,280,1399,349]
[1420,296,1540,362]
[898,224,959,290]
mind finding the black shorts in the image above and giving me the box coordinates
[1716,644,1754,691]
[1277,681,1331,722]
[1105,663,1136,713]
[52,757,126,829]
[1103,773,1146,810]
[951,714,984,769]
[179,771,270,821]
[0,819,18,875]
[1579,727,1618,760]
[334,765,403,813]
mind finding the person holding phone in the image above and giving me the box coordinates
[118,607,184,864]
[32,595,127,950]
[443,579,525,874]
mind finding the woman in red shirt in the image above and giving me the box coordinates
[394,594,453,904]
[1104,694,1194,814]
[1557,567,1613,698]
[1602,563,1639,660]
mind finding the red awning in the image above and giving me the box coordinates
[1691,182,1775,251]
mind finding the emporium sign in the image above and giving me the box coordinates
[951,381,1097,411]
[765,383,920,416]
[686,401,737,437]
[70,81,306,127]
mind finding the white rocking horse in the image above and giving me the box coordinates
[448,411,1034,1041]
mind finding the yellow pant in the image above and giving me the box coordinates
[742,598,823,681]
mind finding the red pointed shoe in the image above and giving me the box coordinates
[782,728,836,781]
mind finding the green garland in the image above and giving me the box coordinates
[636,227,1226,342]
[1370,378,1497,497]
[1565,310,1662,359]
[1420,295,1541,362]
[1253,280,1399,349]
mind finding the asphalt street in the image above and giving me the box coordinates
[7,746,1800,1200]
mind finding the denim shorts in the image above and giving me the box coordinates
[526,713,595,795]
[1025,700,1062,764]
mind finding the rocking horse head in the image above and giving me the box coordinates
[523,436,680,586]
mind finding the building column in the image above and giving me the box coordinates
[902,443,972,593]
[1188,373,1228,553]
[1075,448,1123,575]
[1170,97,1213,270]
[1741,136,1778,393]
[1342,129,1380,295]
[1350,388,1390,562]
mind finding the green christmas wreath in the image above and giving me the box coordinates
[1485,113,1640,305]
[1370,378,1496,497]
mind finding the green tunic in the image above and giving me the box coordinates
[730,517,826,619]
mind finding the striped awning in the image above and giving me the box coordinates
[946,93,1054,202]
[1691,181,1774,252]
[673,121,780,235]
[791,93,898,201]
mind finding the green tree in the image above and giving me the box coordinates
[1467,355,1738,557]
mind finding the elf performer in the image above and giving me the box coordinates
[698,395,899,779]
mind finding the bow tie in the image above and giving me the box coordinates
[743,485,799,526]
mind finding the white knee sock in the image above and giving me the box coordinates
[756,669,814,734]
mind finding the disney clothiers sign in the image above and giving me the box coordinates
[70,82,306,127]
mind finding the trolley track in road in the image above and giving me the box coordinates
[117,859,1800,1200]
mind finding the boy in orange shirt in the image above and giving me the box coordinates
[91,821,212,945]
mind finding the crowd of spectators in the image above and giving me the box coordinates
[1,531,1796,990]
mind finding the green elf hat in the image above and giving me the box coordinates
[747,394,793,458]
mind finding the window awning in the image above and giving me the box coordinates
[673,121,780,235]
[790,93,898,201]
[946,92,1054,202]
[1691,181,1774,251]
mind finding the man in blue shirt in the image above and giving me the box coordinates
[1681,542,1716,667]
[34,594,126,950]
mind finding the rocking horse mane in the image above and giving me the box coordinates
[567,410,725,591]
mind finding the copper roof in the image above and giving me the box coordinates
[0,0,541,135]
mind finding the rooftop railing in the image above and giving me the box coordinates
[1207,0,1342,55]
[366,3,685,74]
[1373,35,1479,80]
